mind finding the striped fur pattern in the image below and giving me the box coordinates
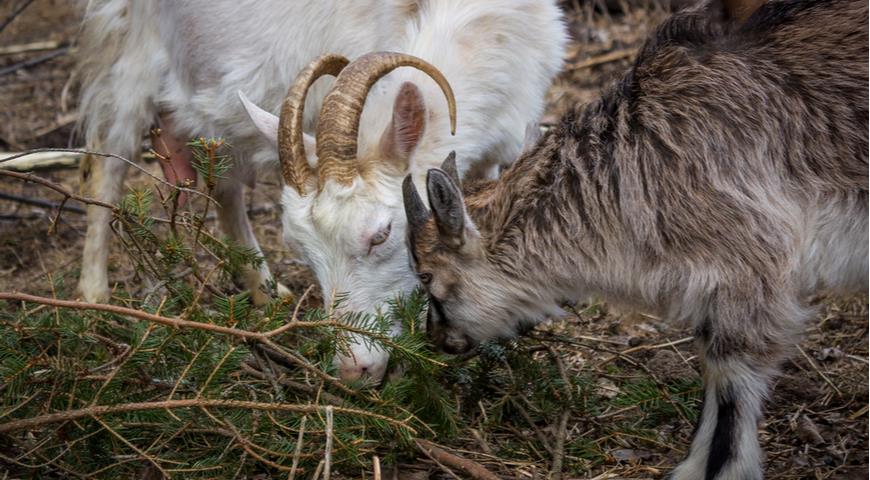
[404,0,868,477]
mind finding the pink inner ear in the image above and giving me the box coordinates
[383,81,427,159]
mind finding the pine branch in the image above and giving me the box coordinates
[0,399,415,434]
[0,291,427,418]
[0,292,263,340]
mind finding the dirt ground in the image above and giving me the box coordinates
[1,1,867,479]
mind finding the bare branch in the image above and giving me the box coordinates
[0,170,115,210]
[0,0,36,34]
[0,399,415,434]
[0,149,215,204]
[415,439,500,480]
[0,292,263,340]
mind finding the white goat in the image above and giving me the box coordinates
[76,0,567,382]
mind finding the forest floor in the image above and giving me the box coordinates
[0,1,867,478]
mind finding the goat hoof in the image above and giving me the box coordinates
[275,282,292,299]
[249,282,291,306]
[249,287,270,307]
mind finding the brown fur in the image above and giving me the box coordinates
[406,0,868,477]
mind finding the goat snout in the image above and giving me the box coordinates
[337,359,386,383]
[338,363,369,381]
[432,329,473,355]
[426,299,474,354]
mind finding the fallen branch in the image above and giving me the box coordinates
[0,148,209,203]
[0,40,62,56]
[0,47,70,77]
[550,412,570,480]
[324,406,334,480]
[0,150,80,171]
[288,416,307,480]
[0,291,421,422]
[0,191,85,215]
[0,292,263,340]
[0,398,410,434]
[596,336,693,366]
[415,439,500,480]
[0,169,115,210]
[548,347,573,480]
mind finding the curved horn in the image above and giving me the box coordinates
[315,51,457,189]
[278,54,349,194]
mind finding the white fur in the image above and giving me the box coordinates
[76,0,567,381]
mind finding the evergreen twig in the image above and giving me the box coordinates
[0,399,414,434]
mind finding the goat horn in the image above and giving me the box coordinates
[315,51,457,189]
[278,54,349,194]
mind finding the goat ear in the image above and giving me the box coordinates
[402,175,431,234]
[440,151,460,187]
[238,90,279,148]
[381,82,427,168]
[426,168,469,249]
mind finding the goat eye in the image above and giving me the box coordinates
[370,223,392,247]
[418,273,432,284]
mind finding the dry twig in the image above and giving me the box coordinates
[0,148,211,203]
[0,191,85,214]
[0,47,70,77]
[796,345,843,397]
[0,40,62,56]
[0,0,36,34]
[596,336,694,367]
[548,347,574,480]
[415,439,500,480]
[288,416,307,480]
[323,406,334,480]
[0,399,410,435]
[566,48,636,70]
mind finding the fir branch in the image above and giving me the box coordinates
[0,292,427,423]
[0,399,416,434]
[266,318,446,368]
[0,292,263,340]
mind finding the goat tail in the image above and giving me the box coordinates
[75,0,165,156]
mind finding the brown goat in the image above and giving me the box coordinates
[402,0,868,478]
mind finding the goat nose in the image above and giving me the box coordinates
[338,363,372,382]
[338,361,383,382]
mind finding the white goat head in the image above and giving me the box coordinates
[240,52,456,384]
